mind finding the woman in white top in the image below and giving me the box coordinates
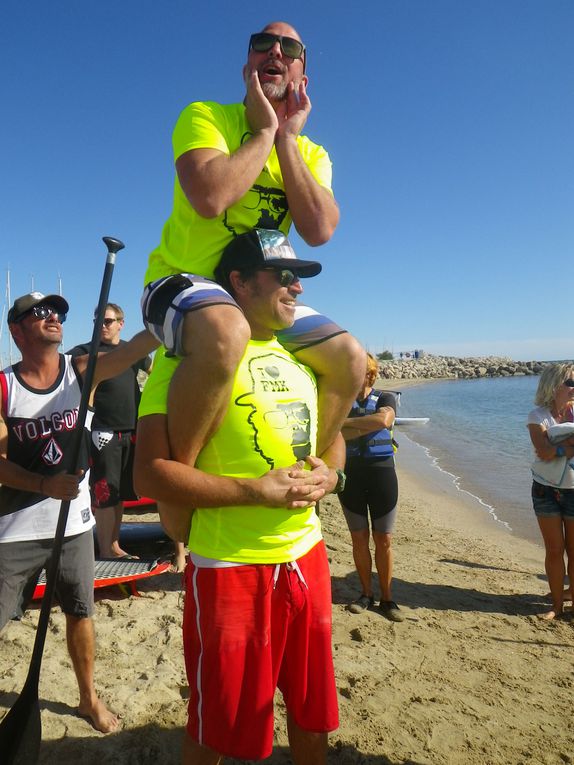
[527,363,574,620]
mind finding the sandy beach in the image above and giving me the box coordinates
[1,433,573,764]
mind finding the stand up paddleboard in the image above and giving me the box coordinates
[123,496,157,511]
[395,417,430,425]
[32,557,171,599]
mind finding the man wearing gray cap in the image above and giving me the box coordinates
[135,230,344,764]
[0,292,157,733]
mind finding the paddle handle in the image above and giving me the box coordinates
[26,238,123,676]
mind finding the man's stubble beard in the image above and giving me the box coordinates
[261,81,288,102]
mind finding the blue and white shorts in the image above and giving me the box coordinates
[141,273,345,356]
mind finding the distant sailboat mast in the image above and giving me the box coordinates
[0,300,5,369]
[7,269,14,365]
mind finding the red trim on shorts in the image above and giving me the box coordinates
[182,541,338,760]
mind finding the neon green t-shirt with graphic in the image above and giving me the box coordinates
[138,339,322,563]
[144,101,334,285]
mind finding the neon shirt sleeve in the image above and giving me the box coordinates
[298,136,333,192]
[172,101,231,160]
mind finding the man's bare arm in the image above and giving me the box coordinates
[134,414,328,509]
[0,391,80,500]
[176,73,280,218]
[73,330,159,389]
[303,433,346,494]
[275,81,339,245]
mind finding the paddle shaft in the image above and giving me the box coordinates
[0,237,124,764]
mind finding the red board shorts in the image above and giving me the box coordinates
[141,273,345,356]
[182,540,339,760]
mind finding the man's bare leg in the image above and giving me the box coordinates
[167,305,251,467]
[66,615,119,733]
[295,334,366,455]
[94,503,133,558]
[182,732,222,765]
[287,713,328,765]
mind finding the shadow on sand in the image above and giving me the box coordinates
[331,566,547,618]
[15,722,427,765]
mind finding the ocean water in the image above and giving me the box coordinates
[391,375,541,545]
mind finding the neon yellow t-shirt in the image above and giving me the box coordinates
[138,339,322,563]
[144,101,334,285]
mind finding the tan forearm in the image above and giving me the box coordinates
[275,134,339,245]
[91,331,159,385]
[0,458,44,493]
[319,432,346,470]
[176,129,276,218]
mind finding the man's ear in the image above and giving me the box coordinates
[8,323,22,346]
[229,270,246,295]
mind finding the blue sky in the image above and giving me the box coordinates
[1,0,572,363]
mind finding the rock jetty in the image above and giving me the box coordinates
[379,355,547,380]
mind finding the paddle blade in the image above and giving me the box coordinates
[0,682,41,765]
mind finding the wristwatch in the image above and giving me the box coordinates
[331,468,346,494]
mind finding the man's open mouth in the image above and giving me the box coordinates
[262,64,284,76]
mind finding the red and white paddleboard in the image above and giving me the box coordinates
[123,496,157,510]
[32,557,171,599]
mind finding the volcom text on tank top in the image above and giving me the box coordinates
[0,355,94,542]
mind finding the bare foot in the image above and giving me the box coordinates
[538,609,562,621]
[109,544,139,560]
[78,697,120,733]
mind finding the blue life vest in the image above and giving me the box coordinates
[346,390,397,459]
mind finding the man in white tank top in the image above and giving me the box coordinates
[0,291,157,734]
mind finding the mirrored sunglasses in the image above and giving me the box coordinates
[24,305,66,323]
[249,32,305,61]
[263,268,300,287]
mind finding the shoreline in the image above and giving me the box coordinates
[384,375,543,550]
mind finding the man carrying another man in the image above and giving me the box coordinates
[141,20,364,489]
[0,292,157,732]
[135,230,345,764]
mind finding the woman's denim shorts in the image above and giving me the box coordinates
[532,480,574,519]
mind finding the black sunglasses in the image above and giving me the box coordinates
[94,317,121,326]
[563,380,574,388]
[20,304,66,324]
[249,32,306,64]
[263,268,300,287]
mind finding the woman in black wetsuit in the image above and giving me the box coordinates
[339,353,403,622]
